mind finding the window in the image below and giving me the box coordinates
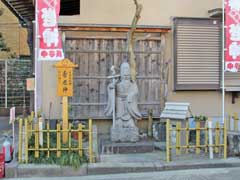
[60,0,80,15]
[173,18,221,90]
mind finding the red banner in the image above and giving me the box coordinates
[225,0,240,72]
[37,0,64,61]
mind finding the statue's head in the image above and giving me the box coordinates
[120,62,130,81]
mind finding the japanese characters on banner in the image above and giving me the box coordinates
[37,0,64,61]
[225,0,240,72]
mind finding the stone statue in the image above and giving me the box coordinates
[105,62,142,142]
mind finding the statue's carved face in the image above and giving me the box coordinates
[120,63,130,81]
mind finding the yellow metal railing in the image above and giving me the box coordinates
[18,118,93,164]
[165,118,227,162]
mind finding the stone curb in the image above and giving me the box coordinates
[5,163,87,178]
[5,160,240,178]
[87,161,240,175]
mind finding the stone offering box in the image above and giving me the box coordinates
[157,102,192,145]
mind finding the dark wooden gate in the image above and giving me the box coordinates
[65,33,164,119]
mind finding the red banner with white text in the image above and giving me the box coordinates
[37,0,64,61]
[225,0,240,72]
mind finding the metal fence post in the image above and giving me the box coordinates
[78,124,83,157]
[176,122,181,155]
[224,118,227,159]
[24,119,28,163]
[89,119,93,163]
[5,60,7,108]
[196,121,200,154]
[57,123,61,157]
[34,123,39,158]
[185,121,189,154]
[215,122,220,153]
[18,118,23,162]
[166,119,171,162]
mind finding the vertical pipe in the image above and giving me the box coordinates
[224,118,227,159]
[18,119,23,163]
[222,0,225,124]
[208,121,214,159]
[34,0,39,118]
[166,119,171,162]
[78,124,83,157]
[196,121,200,154]
[57,123,61,157]
[25,119,28,163]
[185,121,189,154]
[5,60,7,108]
[89,119,93,163]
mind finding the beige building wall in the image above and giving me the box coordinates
[59,0,221,26]
[0,1,30,59]
[42,0,236,124]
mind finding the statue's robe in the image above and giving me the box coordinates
[105,79,142,128]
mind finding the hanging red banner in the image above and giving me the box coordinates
[225,0,240,72]
[37,0,64,61]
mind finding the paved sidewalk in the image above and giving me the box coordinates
[6,167,240,180]
[5,154,240,178]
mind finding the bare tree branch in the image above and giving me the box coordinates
[127,0,142,82]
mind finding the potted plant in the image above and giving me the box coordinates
[193,115,208,127]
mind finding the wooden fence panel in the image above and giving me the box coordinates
[66,35,163,119]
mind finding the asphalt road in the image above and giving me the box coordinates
[6,167,240,180]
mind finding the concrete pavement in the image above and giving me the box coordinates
[5,167,240,180]
[0,117,11,149]
[5,156,240,178]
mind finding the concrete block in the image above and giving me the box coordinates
[5,161,18,178]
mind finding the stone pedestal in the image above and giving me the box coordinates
[110,126,139,142]
[101,141,154,154]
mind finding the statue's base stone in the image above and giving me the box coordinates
[101,141,154,154]
[110,127,139,142]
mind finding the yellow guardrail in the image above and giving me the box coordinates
[18,118,93,164]
[166,118,227,162]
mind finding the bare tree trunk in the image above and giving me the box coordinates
[159,34,170,112]
[127,0,142,82]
